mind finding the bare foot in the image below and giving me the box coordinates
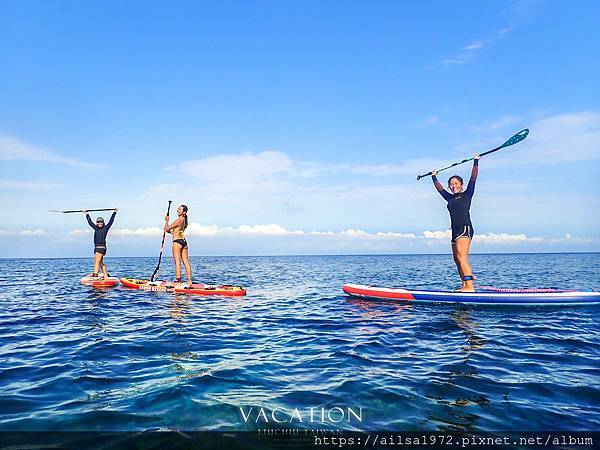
[455,286,475,292]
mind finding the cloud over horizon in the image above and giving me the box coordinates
[11,223,596,245]
[0,134,104,170]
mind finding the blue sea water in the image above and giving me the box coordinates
[0,253,599,432]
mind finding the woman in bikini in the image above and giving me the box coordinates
[164,204,192,285]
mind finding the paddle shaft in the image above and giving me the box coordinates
[417,128,529,180]
[49,208,117,213]
[430,145,505,174]
[417,146,498,180]
[151,201,172,282]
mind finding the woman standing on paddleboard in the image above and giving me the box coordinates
[164,205,192,285]
[431,155,479,292]
[83,209,117,279]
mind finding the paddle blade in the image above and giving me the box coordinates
[500,129,529,148]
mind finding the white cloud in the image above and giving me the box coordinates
[466,111,600,167]
[526,112,600,163]
[475,232,542,243]
[423,230,451,240]
[68,229,91,236]
[417,115,441,128]
[547,233,597,244]
[168,151,295,182]
[172,149,449,190]
[149,113,597,236]
[469,116,522,132]
[59,223,573,245]
[0,229,47,236]
[442,58,466,66]
[185,224,220,237]
[441,43,483,66]
[338,160,440,177]
[439,26,512,68]
[422,230,544,244]
[0,180,66,189]
[113,227,164,237]
[157,150,438,230]
[171,151,444,180]
[0,134,104,170]
[465,42,483,51]
[22,229,46,235]
[2,225,597,257]
[68,227,164,237]
[236,224,303,235]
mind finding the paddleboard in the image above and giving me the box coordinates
[120,278,247,296]
[342,283,600,306]
[80,275,120,288]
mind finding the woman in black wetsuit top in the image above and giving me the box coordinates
[83,209,117,279]
[431,155,479,291]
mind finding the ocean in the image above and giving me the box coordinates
[0,253,599,433]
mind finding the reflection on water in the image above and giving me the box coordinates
[425,308,489,432]
[454,308,486,356]
[169,297,192,321]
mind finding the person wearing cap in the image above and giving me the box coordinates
[83,209,117,279]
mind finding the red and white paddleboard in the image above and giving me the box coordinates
[343,284,600,306]
[80,275,120,288]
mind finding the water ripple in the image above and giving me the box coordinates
[0,254,599,431]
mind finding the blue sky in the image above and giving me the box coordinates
[1,0,599,257]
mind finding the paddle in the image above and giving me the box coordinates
[417,129,529,180]
[49,208,118,213]
[151,200,172,282]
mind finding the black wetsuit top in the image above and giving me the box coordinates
[433,160,478,232]
[86,212,116,246]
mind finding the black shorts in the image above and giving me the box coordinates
[94,246,107,255]
[174,239,188,249]
[451,225,474,244]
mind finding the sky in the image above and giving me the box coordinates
[1,0,599,257]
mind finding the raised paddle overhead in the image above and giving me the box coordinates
[49,208,118,213]
[417,129,529,180]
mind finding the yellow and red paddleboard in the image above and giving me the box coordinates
[120,278,246,296]
[80,275,120,287]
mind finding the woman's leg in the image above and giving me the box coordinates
[452,245,466,288]
[454,237,474,291]
[182,246,192,284]
[93,252,102,276]
[172,243,183,281]
[100,256,109,278]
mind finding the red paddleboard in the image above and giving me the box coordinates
[120,278,246,296]
[80,275,119,288]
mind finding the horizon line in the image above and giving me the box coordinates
[1,251,599,260]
